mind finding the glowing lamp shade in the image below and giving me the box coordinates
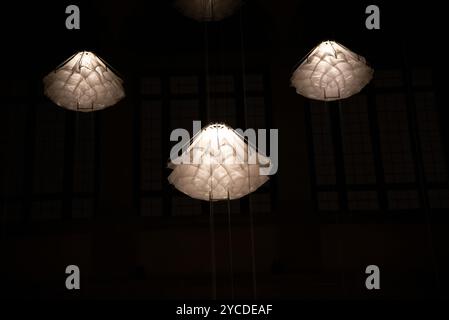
[174,0,241,22]
[43,51,125,112]
[168,124,270,201]
[291,41,373,101]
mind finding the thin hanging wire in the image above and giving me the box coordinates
[323,100,346,293]
[205,20,217,300]
[227,190,235,299]
[239,5,258,300]
[218,6,236,300]
[204,21,211,124]
[291,44,319,73]
[336,100,346,295]
[1,102,12,255]
[209,191,217,300]
[53,51,79,72]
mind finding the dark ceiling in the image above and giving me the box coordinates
[1,1,443,75]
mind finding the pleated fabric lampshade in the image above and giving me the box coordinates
[168,123,270,201]
[291,41,373,101]
[43,51,125,112]
[174,0,241,21]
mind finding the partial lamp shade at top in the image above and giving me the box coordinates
[43,51,125,112]
[174,0,241,22]
[291,41,373,101]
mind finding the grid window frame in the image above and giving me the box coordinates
[306,66,449,218]
[0,79,100,222]
[137,70,275,217]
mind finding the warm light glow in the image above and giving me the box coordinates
[168,123,270,201]
[43,51,125,112]
[174,0,241,21]
[291,41,373,101]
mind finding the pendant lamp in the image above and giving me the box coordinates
[291,40,373,101]
[43,51,125,112]
[168,123,270,201]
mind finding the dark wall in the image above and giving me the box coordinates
[0,0,447,299]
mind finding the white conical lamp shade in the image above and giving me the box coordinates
[168,123,270,201]
[43,51,125,112]
[174,0,241,21]
[291,41,373,101]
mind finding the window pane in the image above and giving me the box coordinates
[209,75,234,94]
[73,114,96,193]
[0,104,27,196]
[72,198,94,219]
[245,74,264,92]
[141,77,161,95]
[209,97,236,127]
[170,76,198,95]
[3,202,22,222]
[412,68,432,87]
[415,92,448,183]
[317,191,339,211]
[141,198,163,217]
[377,93,415,183]
[250,193,270,214]
[170,99,199,130]
[348,191,378,210]
[311,102,336,185]
[33,103,65,194]
[388,190,420,210]
[246,97,265,129]
[373,69,403,88]
[341,95,376,184]
[172,197,202,216]
[0,78,30,97]
[31,200,62,220]
[428,189,449,209]
[141,100,162,191]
